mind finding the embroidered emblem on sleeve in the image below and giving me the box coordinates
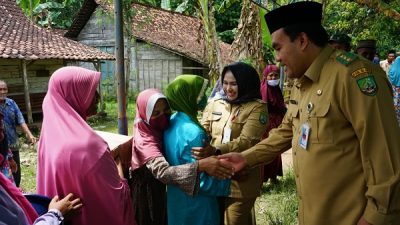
[351,67,369,78]
[336,52,358,66]
[356,75,378,96]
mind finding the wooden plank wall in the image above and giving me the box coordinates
[0,58,63,114]
[74,7,197,96]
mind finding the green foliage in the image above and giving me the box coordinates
[17,0,83,28]
[214,0,241,43]
[324,0,400,55]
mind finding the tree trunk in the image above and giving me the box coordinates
[197,0,222,85]
[230,0,265,77]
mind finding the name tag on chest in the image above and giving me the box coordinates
[222,127,232,144]
[299,123,311,149]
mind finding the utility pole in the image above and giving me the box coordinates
[114,0,128,135]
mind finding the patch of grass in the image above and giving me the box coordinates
[255,169,298,225]
[87,100,136,135]
[20,144,38,193]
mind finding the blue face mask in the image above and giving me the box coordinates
[197,94,208,110]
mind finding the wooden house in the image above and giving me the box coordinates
[65,0,232,94]
[0,0,114,123]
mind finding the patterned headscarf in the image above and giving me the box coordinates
[165,75,208,126]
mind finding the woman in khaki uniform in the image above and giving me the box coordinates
[200,62,268,225]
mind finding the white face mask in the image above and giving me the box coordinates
[267,79,280,87]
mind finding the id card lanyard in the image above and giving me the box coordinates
[299,102,313,150]
[222,108,240,144]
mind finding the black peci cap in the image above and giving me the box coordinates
[329,33,351,45]
[265,1,323,34]
[356,39,377,50]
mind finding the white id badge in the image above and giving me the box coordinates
[299,123,311,150]
[222,127,232,144]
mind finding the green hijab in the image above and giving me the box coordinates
[165,75,208,126]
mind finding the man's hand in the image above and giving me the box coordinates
[198,156,234,179]
[48,193,82,217]
[357,217,371,225]
[28,135,37,145]
[192,145,216,160]
[218,152,247,173]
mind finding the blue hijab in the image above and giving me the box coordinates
[388,56,400,87]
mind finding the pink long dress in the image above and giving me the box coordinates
[36,66,135,225]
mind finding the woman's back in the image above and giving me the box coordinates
[164,111,230,225]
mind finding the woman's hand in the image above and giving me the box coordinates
[113,138,132,170]
[192,144,216,160]
[9,159,17,173]
[48,193,82,217]
[198,156,234,179]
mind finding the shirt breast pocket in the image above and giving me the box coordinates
[287,105,300,128]
[210,113,223,133]
[309,102,332,144]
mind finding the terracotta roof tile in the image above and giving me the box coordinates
[0,0,114,61]
[67,0,232,65]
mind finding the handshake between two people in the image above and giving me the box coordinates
[191,143,248,180]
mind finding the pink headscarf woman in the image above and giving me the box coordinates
[131,89,170,170]
[36,66,135,225]
[130,88,233,225]
[260,64,286,183]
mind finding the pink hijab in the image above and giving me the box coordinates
[260,64,279,102]
[0,155,38,224]
[37,66,135,225]
[131,89,167,170]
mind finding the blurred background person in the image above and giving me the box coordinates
[260,64,286,185]
[380,50,396,75]
[356,39,377,61]
[0,80,37,187]
[388,56,400,125]
[328,33,351,52]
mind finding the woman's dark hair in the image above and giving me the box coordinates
[221,62,261,104]
[283,22,328,48]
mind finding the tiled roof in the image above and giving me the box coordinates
[0,0,114,61]
[130,3,233,65]
[66,0,233,65]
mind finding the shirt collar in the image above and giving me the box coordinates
[304,45,335,83]
[0,98,12,106]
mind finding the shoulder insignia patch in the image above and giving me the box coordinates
[336,52,358,66]
[356,75,378,96]
[351,67,369,78]
[259,112,268,125]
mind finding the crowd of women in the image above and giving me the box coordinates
[0,61,287,225]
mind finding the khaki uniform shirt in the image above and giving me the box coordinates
[242,46,400,225]
[202,98,268,197]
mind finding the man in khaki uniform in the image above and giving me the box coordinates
[220,2,400,225]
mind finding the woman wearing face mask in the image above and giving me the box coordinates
[163,75,231,225]
[259,64,287,184]
[130,89,233,225]
[198,62,268,225]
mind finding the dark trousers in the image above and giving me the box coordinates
[11,150,21,187]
